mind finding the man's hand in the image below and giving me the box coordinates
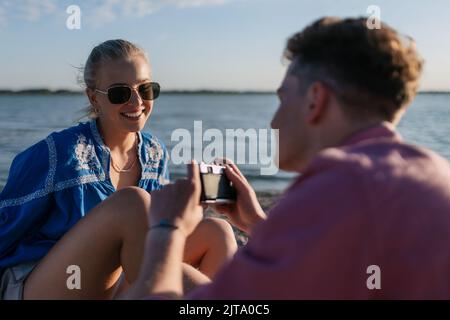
[212,160,267,234]
[124,162,207,299]
[149,161,203,238]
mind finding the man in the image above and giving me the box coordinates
[127,17,450,299]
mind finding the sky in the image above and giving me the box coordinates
[0,0,449,91]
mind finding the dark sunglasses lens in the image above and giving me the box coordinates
[139,82,160,100]
[108,86,131,104]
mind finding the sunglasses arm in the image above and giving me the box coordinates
[95,89,108,95]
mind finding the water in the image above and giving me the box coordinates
[0,93,449,193]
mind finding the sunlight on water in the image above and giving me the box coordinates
[0,93,449,192]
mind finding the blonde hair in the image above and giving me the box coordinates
[79,39,149,119]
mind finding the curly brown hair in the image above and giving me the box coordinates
[284,17,424,121]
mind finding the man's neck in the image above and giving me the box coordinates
[338,119,390,146]
[304,119,389,167]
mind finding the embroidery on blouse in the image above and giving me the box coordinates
[74,134,98,171]
[141,171,158,180]
[0,138,55,209]
[144,137,163,170]
[45,135,57,189]
[0,124,167,209]
[54,173,105,192]
[0,188,53,209]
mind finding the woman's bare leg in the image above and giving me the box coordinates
[114,217,237,298]
[23,187,153,299]
[23,187,206,299]
[183,217,238,278]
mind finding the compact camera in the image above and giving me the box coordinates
[199,163,236,203]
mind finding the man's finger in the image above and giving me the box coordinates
[187,160,199,183]
[214,157,233,166]
[227,162,247,180]
[187,160,201,197]
[224,165,248,191]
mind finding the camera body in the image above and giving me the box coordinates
[199,163,236,203]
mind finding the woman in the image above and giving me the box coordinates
[0,39,237,299]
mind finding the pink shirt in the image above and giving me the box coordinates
[189,123,450,299]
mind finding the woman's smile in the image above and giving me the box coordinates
[120,107,146,120]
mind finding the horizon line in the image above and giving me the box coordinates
[1,88,449,95]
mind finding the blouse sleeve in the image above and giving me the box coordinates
[0,137,56,256]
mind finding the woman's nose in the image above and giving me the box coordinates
[129,88,143,106]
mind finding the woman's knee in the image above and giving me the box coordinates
[199,217,237,250]
[99,186,151,230]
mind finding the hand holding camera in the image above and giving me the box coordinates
[149,159,267,238]
[207,159,267,235]
[149,161,203,238]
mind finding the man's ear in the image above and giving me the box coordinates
[305,81,329,125]
[86,88,98,108]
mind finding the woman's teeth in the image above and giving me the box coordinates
[121,110,144,119]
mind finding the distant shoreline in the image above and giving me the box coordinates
[1,89,449,96]
[0,89,276,96]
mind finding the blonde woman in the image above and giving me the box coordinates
[0,39,237,299]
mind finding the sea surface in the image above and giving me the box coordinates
[0,93,449,193]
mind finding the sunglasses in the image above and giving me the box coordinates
[95,82,160,104]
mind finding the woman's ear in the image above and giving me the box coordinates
[305,81,330,125]
[86,88,98,108]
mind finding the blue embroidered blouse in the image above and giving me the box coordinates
[0,120,169,270]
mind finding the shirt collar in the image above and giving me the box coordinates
[339,121,402,147]
[89,119,143,153]
[288,122,403,189]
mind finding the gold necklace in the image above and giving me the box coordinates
[110,134,139,173]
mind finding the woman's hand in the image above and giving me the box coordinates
[149,161,203,238]
[212,160,267,234]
